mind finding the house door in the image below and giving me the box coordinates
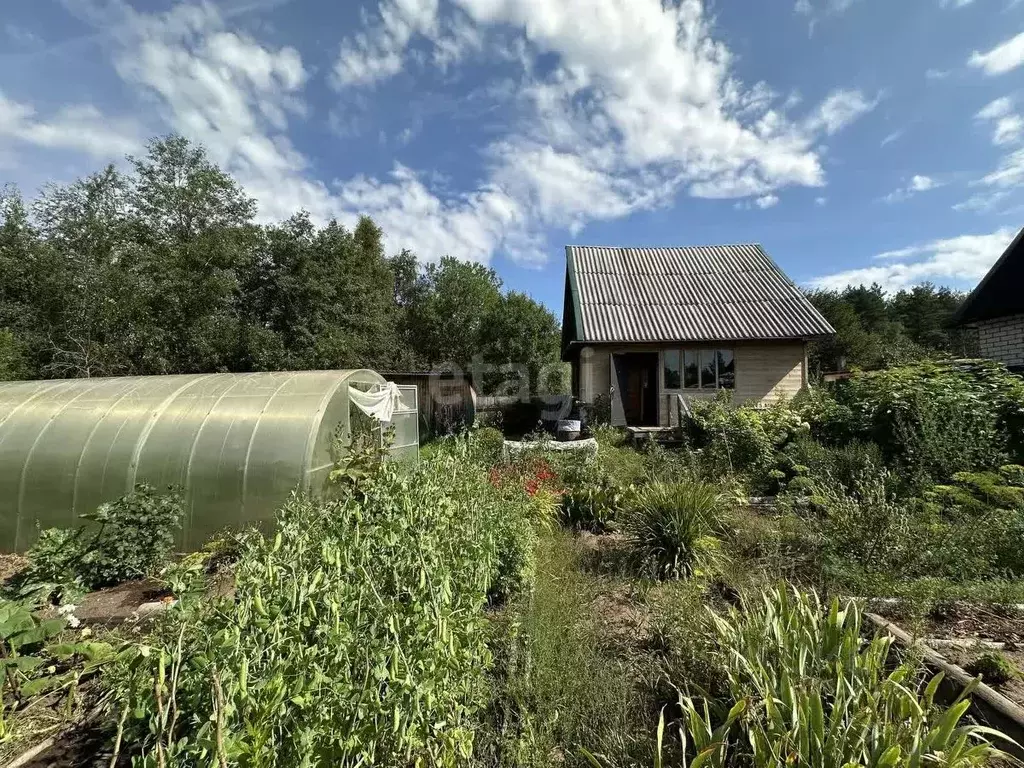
[611,353,659,427]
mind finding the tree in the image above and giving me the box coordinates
[481,291,560,394]
[416,258,503,370]
[0,132,565,402]
[806,282,971,374]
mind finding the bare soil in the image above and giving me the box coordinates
[876,601,1024,707]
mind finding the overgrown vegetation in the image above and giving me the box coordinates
[22,485,184,601]
[666,587,1013,767]
[3,357,1024,765]
[102,440,542,765]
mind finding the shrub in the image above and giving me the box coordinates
[684,394,807,489]
[777,436,884,494]
[622,482,725,579]
[560,462,630,533]
[806,360,1024,484]
[781,463,930,580]
[472,426,506,466]
[723,507,824,584]
[23,485,183,597]
[967,652,1020,686]
[105,447,535,765]
[666,586,1014,768]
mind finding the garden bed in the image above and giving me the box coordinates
[873,601,1024,707]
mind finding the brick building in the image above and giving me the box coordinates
[954,227,1024,373]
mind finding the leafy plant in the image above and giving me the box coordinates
[623,482,725,579]
[967,652,1020,686]
[593,587,1017,767]
[472,426,506,466]
[105,440,538,766]
[22,485,184,599]
[561,464,630,533]
[804,360,1024,484]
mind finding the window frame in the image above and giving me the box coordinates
[662,347,736,391]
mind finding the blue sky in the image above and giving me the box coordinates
[2,0,1024,314]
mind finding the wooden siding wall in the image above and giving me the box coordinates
[577,342,807,427]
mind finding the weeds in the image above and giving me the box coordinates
[21,485,183,601]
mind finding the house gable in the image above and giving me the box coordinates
[954,227,1024,326]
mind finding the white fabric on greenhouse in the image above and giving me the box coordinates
[349,382,404,422]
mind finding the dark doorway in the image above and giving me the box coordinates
[612,352,659,426]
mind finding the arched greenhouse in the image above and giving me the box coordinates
[0,370,418,551]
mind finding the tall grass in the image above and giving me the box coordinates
[477,530,659,767]
[658,587,1014,767]
[623,482,725,579]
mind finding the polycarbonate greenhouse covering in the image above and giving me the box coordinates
[348,382,404,422]
[0,370,419,551]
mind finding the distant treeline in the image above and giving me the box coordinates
[0,135,562,393]
[806,283,973,374]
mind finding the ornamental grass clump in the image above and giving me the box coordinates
[622,482,725,580]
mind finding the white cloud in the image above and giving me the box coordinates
[910,175,938,192]
[975,96,1024,145]
[324,0,875,262]
[880,129,903,147]
[0,91,140,159]
[805,89,878,135]
[809,228,1017,291]
[969,32,1024,75]
[882,174,942,203]
[794,0,860,32]
[815,196,827,206]
[925,68,951,79]
[940,0,975,7]
[978,146,1024,187]
[333,0,440,86]
[57,0,878,268]
[977,96,1013,120]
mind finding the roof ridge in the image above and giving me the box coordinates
[566,242,764,250]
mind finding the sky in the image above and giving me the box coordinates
[2,0,1024,315]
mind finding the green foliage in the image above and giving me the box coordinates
[722,507,824,584]
[623,483,726,580]
[777,436,884,494]
[105,443,538,766]
[585,394,612,428]
[0,597,66,696]
[967,652,1020,686]
[560,462,630,533]
[806,282,970,374]
[472,426,506,466]
[683,394,807,489]
[0,136,560,382]
[806,360,1024,483]
[0,328,26,381]
[479,532,654,768]
[23,485,183,597]
[670,587,1012,767]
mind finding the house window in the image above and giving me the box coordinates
[663,348,735,390]
[664,350,681,389]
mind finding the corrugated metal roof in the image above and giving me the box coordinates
[565,244,835,344]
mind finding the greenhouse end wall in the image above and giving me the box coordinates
[0,369,413,551]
